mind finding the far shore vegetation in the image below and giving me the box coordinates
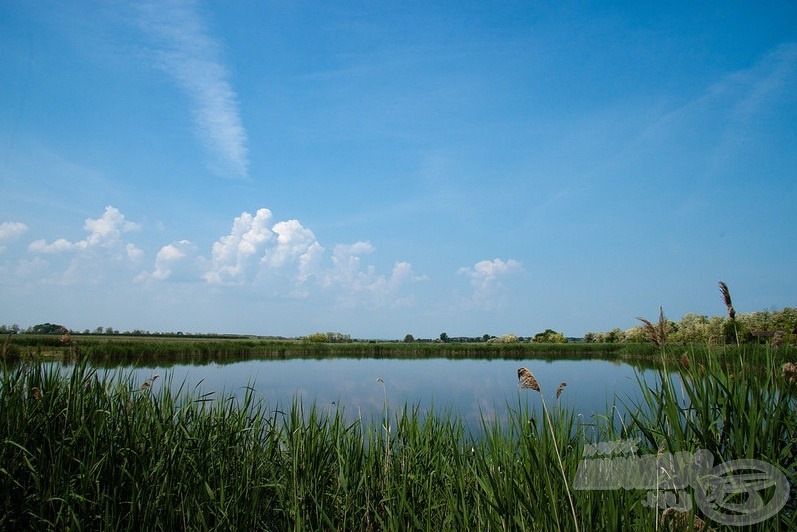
[2,305,795,365]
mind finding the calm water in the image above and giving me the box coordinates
[94,358,664,428]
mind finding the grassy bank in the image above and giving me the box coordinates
[2,346,795,530]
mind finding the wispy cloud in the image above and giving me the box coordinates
[637,42,797,158]
[136,0,249,178]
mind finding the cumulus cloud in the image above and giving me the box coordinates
[19,206,143,285]
[136,0,249,178]
[0,221,28,241]
[197,209,422,306]
[0,221,28,253]
[151,240,200,281]
[457,258,523,310]
[28,206,140,255]
[325,242,423,307]
[204,208,274,284]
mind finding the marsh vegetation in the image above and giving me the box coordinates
[1,342,795,530]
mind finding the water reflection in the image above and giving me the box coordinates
[101,358,662,429]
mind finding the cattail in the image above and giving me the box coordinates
[517,367,540,392]
[555,381,567,399]
[719,281,736,320]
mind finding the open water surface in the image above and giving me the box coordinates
[84,357,667,429]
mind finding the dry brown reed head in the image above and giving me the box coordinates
[660,508,707,531]
[139,373,159,391]
[31,387,42,401]
[555,382,567,399]
[782,362,797,385]
[719,281,736,320]
[772,331,784,349]
[679,353,690,369]
[517,367,540,392]
[637,307,668,348]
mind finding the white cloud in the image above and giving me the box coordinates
[18,205,421,310]
[28,206,140,254]
[136,0,249,178]
[152,240,199,281]
[0,221,28,242]
[28,238,84,253]
[264,220,320,268]
[325,242,423,307]
[0,221,28,253]
[84,206,140,247]
[203,211,421,306]
[126,243,144,262]
[457,258,523,310]
[204,208,273,284]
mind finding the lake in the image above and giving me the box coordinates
[84,357,665,430]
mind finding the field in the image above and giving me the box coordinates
[1,340,796,530]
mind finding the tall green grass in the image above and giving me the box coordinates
[2,348,795,530]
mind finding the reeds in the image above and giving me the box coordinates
[637,307,668,352]
[518,366,580,532]
[719,280,740,347]
[2,339,795,528]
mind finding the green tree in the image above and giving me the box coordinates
[532,329,567,343]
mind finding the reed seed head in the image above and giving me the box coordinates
[517,367,540,392]
[782,362,797,385]
[637,307,668,348]
[660,507,706,531]
[679,353,690,369]
[772,331,784,349]
[718,281,736,320]
[555,382,567,399]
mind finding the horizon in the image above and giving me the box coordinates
[2,1,796,339]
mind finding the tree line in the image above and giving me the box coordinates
[3,307,795,345]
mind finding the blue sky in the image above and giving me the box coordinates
[1,1,795,339]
